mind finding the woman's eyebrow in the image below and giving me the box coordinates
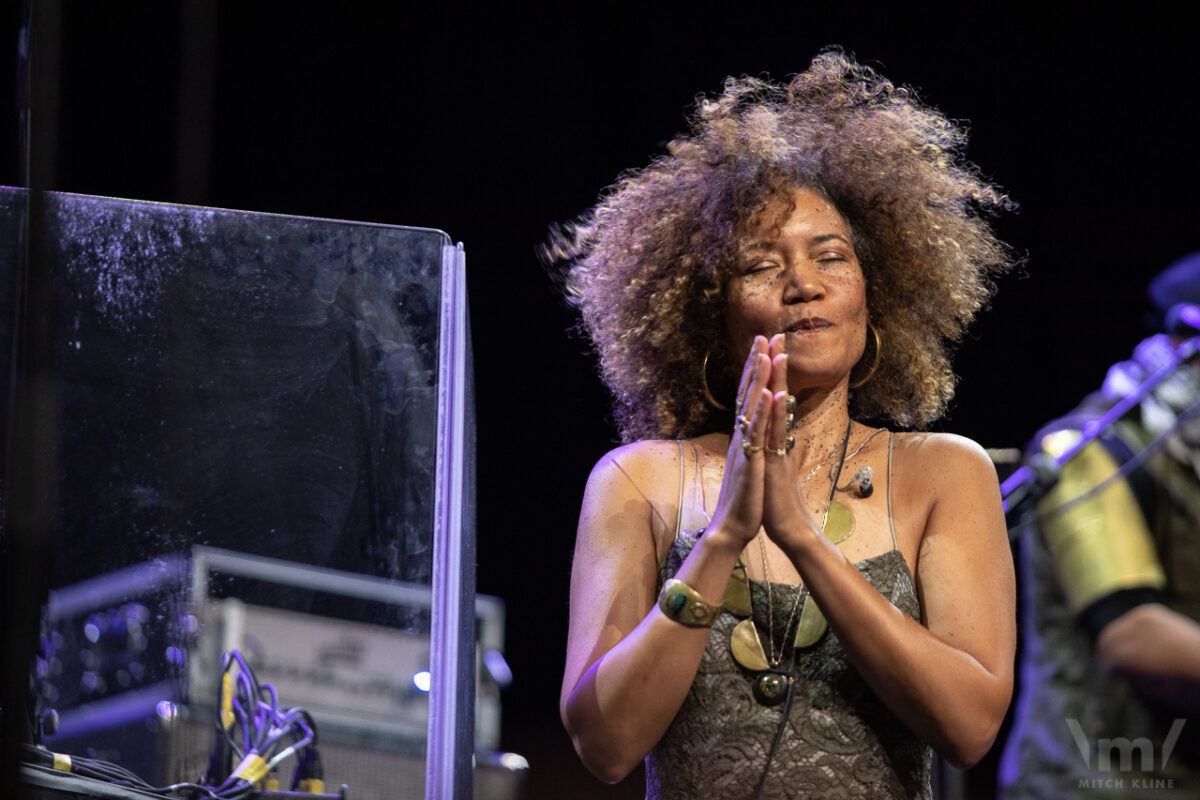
[811,233,853,246]
[740,233,853,257]
[738,241,775,256]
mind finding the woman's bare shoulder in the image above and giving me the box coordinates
[583,438,692,503]
[894,434,1007,551]
[591,438,683,474]
[892,431,995,470]
[578,439,694,566]
[889,431,1002,510]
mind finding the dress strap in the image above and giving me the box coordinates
[669,440,711,556]
[691,440,712,524]
[674,440,686,541]
[886,431,899,551]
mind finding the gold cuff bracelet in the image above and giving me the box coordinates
[658,578,721,628]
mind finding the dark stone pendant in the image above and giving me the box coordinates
[753,669,792,706]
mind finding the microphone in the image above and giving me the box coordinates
[1164,303,1200,336]
[837,466,874,497]
[854,466,874,497]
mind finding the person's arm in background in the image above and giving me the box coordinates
[1097,603,1200,711]
[1038,430,1200,713]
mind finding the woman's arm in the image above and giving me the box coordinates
[559,444,742,781]
[764,419,1015,767]
[561,341,774,782]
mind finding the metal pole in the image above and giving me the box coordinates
[2,1,62,796]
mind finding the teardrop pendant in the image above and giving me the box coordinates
[752,668,792,706]
[792,595,828,647]
[730,617,769,671]
[823,499,855,544]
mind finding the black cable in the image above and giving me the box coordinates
[23,647,322,799]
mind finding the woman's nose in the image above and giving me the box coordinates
[783,261,824,303]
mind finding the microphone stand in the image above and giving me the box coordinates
[2,2,61,795]
[1001,333,1200,525]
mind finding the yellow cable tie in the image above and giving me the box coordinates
[230,754,269,786]
[220,672,235,730]
[52,753,72,772]
[299,778,326,794]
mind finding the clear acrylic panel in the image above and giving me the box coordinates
[0,189,502,799]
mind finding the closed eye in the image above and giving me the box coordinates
[742,260,780,275]
[810,234,856,264]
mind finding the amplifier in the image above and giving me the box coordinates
[192,597,446,745]
[40,548,524,799]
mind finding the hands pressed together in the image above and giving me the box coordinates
[707,334,828,557]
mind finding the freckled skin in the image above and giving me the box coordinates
[720,187,869,484]
[724,188,868,398]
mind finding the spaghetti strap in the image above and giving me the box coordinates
[886,431,898,550]
[690,440,712,525]
[669,440,711,558]
[674,440,686,542]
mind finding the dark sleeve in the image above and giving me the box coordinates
[1078,587,1167,639]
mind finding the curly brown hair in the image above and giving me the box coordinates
[551,49,1016,442]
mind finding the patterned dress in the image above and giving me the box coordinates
[648,526,932,799]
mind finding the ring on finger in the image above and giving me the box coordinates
[766,446,788,456]
[785,434,796,451]
[741,441,764,456]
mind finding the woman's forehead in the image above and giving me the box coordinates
[740,187,850,244]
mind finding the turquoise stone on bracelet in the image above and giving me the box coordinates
[667,592,686,616]
[658,578,721,627]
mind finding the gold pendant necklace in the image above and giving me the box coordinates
[823,500,855,544]
[789,428,886,646]
[727,420,855,704]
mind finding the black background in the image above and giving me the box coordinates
[4,4,1199,798]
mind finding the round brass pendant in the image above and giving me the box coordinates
[753,669,792,706]
[823,500,855,544]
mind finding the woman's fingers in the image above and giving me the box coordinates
[734,336,768,412]
[768,337,788,397]
[760,334,792,458]
[735,355,770,437]
[765,390,795,456]
[711,335,778,545]
[767,333,785,361]
[734,376,770,458]
[740,387,770,458]
[713,382,769,546]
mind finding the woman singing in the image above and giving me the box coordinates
[554,50,1017,799]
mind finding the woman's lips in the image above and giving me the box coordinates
[785,317,833,333]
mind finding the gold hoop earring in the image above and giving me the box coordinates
[850,323,882,389]
[701,350,729,411]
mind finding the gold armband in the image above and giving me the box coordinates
[658,578,721,627]
[1037,430,1166,612]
